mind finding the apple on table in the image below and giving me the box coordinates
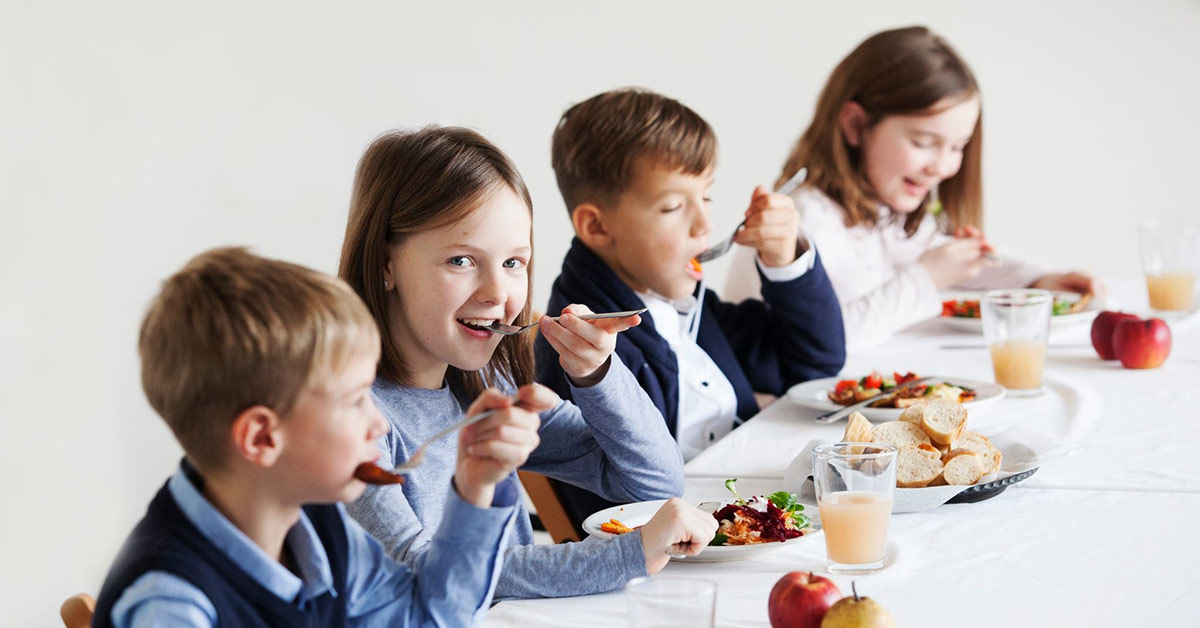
[768,572,841,628]
[1090,311,1172,369]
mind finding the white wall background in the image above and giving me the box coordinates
[2,1,1198,624]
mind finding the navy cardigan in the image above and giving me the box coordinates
[534,239,845,528]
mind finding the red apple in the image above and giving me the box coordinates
[768,571,842,628]
[1113,318,1172,369]
[1091,311,1140,360]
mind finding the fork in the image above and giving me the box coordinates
[391,407,502,473]
[483,308,648,336]
[693,167,809,264]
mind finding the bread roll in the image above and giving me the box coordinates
[872,421,932,449]
[920,399,966,445]
[896,443,943,488]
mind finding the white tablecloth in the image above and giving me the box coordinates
[486,278,1200,627]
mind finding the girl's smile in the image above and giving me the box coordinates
[383,185,532,389]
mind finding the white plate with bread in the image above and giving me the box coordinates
[786,375,1005,420]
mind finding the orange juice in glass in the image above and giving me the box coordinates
[1140,222,1200,314]
[813,443,897,574]
[981,290,1052,397]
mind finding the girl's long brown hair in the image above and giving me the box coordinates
[338,126,534,400]
[778,26,983,235]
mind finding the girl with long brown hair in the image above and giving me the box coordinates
[724,26,1100,348]
[338,126,714,600]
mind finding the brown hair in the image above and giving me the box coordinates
[778,26,983,235]
[139,246,379,471]
[338,126,534,399]
[551,87,718,212]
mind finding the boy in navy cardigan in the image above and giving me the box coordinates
[537,88,845,526]
[93,247,543,627]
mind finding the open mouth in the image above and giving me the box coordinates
[685,257,703,281]
[457,318,497,332]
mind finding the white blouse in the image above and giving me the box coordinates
[722,187,1043,350]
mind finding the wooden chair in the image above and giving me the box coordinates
[518,470,580,543]
[60,593,95,628]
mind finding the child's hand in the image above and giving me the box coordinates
[539,304,641,387]
[638,498,720,574]
[453,386,551,508]
[920,233,991,289]
[733,185,803,267]
[1031,272,1106,299]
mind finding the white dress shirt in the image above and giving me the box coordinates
[638,248,815,461]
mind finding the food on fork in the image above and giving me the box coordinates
[353,462,405,485]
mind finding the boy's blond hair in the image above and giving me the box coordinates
[139,247,379,471]
[551,87,717,213]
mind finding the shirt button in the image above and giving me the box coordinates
[709,432,716,441]
[701,381,709,387]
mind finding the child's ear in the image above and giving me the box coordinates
[839,101,869,147]
[231,405,285,467]
[572,203,613,249]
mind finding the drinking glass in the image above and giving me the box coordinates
[1139,221,1200,313]
[981,289,1052,397]
[625,577,716,628]
[812,442,897,574]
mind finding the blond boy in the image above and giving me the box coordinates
[93,247,541,627]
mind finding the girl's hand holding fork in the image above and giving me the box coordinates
[539,304,642,388]
[454,385,551,507]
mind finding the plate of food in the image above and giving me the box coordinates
[940,291,1101,332]
[583,481,822,562]
[785,371,1005,420]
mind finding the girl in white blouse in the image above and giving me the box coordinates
[724,26,1100,349]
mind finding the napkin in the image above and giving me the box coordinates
[781,427,1065,513]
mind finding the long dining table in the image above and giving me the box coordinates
[485,277,1200,627]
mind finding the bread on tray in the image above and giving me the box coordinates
[838,398,1002,489]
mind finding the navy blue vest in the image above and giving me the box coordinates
[93,464,350,627]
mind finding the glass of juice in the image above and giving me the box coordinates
[981,289,1052,397]
[626,577,716,628]
[1139,221,1200,313]
[812,442,897,575]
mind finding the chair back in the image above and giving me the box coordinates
[60,593,95,628]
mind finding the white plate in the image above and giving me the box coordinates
[939,291,1102,333]
[785,375,1006,420]
[583,499,822,563]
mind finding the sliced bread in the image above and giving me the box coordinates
[896,443,943,488]
[842,411,874,443]
[941,450,987,485]
[871,420,932,449]
[898,403,927,425]
[951,431,1003,474]
[920,399,967,445]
